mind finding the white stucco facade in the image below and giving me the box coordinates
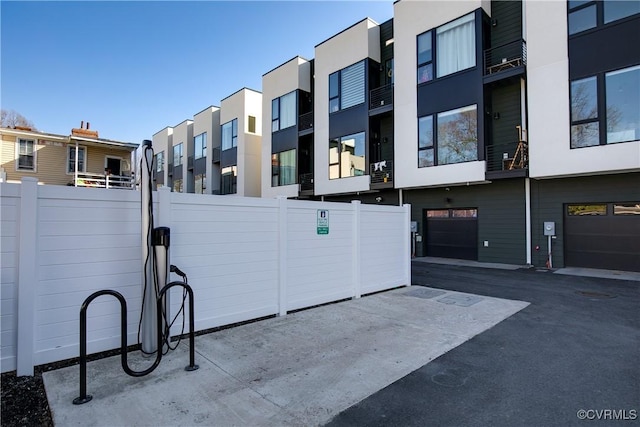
[151,126,172,187]
[193,106,221,194]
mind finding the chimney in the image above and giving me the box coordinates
[71,120,99,138]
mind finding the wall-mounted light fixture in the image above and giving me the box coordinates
[493,112,500,120]
[375,196,383,203]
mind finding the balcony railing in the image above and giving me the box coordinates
[212,147,221,163]
[298,112,314,132]
[369,84,393,110]
[74,172,134,189]
[485,141,528,172]
[299,173,314,192]
[369,160,393,185]
[484,39,527,76]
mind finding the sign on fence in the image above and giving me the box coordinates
[317,209,329,235]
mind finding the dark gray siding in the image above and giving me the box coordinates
[405,179,527,264]
[530,173,640,268]
[490,1,522,47]
[323,188,400,206]
[380,116,394,160]
[491,82,521,144]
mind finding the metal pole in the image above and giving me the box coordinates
[141,140,157,354]
[152,227,170,352]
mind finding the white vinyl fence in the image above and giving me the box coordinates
[1,178,411,375]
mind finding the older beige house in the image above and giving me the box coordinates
[0,123,138,188]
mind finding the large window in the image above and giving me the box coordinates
[173,178,183,193]
[17,139,36,171]
[155,151,164,172]
[570,65,639,148]
[173,143,183,166]
[222,119,238,150]
[329,60,365,113]
[418,105,478,167]
[67,146,86,173]
[272,91,296,132]
[417,13,475,83]
[195,173,206,194]
[271,149,296,186]
[569,1,640,35]
[221,165,237,194]
[194,133,206,159]
[329,132,365,179]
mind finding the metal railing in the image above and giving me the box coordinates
[485,141,528,172]
[484,39,527,75]
[369,160,393,184]
[369,84,393,110]
[298,112,314,132]
[299,173,314,192]
[74,172,134,189]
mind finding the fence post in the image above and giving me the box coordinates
[277,197,288,316]
[352,200,361,299]
[17,177,38,376]
[403,204,412,287]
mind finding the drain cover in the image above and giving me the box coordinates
[576,290,616,299]
[437,294,484,307]
[403,288,446,299]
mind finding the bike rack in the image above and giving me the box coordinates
[73,281,198,405]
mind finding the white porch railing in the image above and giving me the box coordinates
[74,172,134,189]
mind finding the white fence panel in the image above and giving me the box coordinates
[360,204,409,294]
[0,183,20,372]
[286,200,355,311]
[169,194,280,333]
[35,185,143,366]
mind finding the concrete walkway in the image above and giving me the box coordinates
[43,286,528,426]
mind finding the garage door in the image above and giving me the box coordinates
[564,203,640,272]
[424,208,478,260]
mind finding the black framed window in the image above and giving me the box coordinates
[221,165,237,194]
[222,119,238,150]
[195,173,206,194]
[418,105,478,167]
[570,64,639,148]
[155,151,164,172]
[568,1,640,35]
[417,31,433,84]
[272,91,296,132]
[173,143,183,166]
[17,138,36,171]
[329,60,365,113]
[329,132,365,179]
[67,146,86,173]
[194,133,206,159]
[271,149,296,187]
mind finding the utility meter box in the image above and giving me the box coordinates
[543,222,556,236]
[410,221,418,233]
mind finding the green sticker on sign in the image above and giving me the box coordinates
[317,209,329,235]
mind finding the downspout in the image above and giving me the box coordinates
[74,139,79,187]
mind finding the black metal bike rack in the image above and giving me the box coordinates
[73,281,198,405]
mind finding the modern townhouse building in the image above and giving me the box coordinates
[192,106,222,194]
[1,123,137,188]
[152,126,172,189]
[259,0,639,271]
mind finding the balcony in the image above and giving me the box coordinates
[187,155,194,170]
[212,147,221,163]
[167,163,173,176]
[369,160,393,189]
[483,39,526,84]
[485,141,528,179]
[299,172,314,195]
[298,112,314,135]
[74,172,134,189]
[369,84,393,115]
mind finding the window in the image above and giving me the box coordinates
[614,203,640,215]
[570,65,639,148]
[248,116,256,133]
[417,13,476,83]
[222,119,238,150]
[569,1,640,35]
[194,133,206,160]
[418,105,478,167]
[155,151,164,172]
[221,165,237,194]
[329,132,365,179]
[329,60,365,113]
[17,139,36,171]
[173,178,183,193]
[417,32,433,83]
[271,149,296,186]
[195,173,206,194]
[67,146,86,174]
[272,91,296,132]
[173,143,183,166]
[567,204,607,215]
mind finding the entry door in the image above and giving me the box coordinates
[424,208,478,260]
[106,157,121,176]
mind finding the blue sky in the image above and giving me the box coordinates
[1,1,394,144]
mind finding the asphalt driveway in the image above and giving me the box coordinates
[328,262,640,427]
